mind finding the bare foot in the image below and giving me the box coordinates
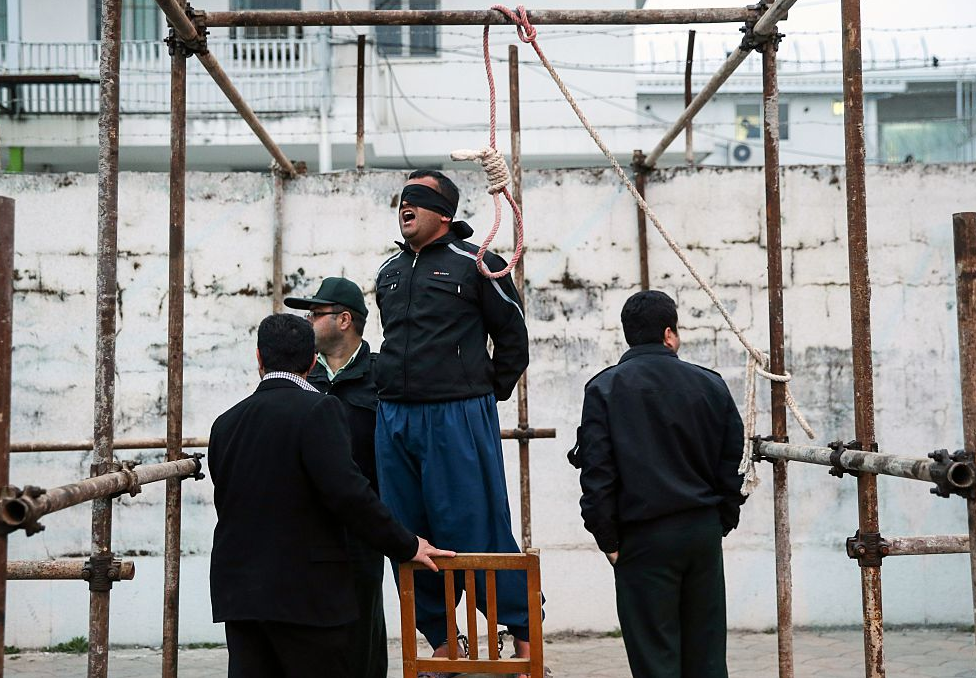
[431,642,450,658]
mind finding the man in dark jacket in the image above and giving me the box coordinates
[285,278,388,677]
[208,313,453,677]
[573,290,745,678]
[374,170,537,659]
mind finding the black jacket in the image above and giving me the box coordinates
[574,344,745,553]
[207,379,417,627]
[375,224,529,403]
[307,341,380,493]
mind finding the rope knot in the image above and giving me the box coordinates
[451,147,511,194]
[491,4,537,43]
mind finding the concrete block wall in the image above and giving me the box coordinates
[2,163,975,646]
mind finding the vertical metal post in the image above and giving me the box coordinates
[951,211,976,654]
[684,30,696,166]
[509,44,531,549]
[762,42,794,679]
[631,150,649,291]
[161,45,187,679]
[841,1,884,675]
[356,34,366,171]
[90,0,123,675]
[0,196,15,678]
[272,171,285,314]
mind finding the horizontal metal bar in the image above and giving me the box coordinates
[758,441,975,489]
[10,438,208,454]
[7,560,135,580]
[0,457,202,533]
[11,429,553,454]
[417,658,530,673]
[203,8,760,27]
[887,535,970,556]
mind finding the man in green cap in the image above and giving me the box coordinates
[285,278,387,677]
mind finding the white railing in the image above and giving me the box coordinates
[0,38,324,114]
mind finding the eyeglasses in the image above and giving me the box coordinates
[305,310,344,321]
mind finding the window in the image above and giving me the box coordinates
[375,0,439,58]
[0,2,7,42]
[735,103,789,141]
[95,0,161,40]
[230,0,302,40]
[832,100,844,116]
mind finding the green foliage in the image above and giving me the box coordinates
[184,642,224,650]
[603,628,623,638]
[4,645,21,655]
[45,636,89,654]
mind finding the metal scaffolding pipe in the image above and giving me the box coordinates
[10,437,209,453]
[0,458,203,535]
[761,42,794,679]
[632,150,650,291]
[509,44,533,550]
[161,46,187,679]
[886,535,969,557]
[356,34,366,171]
[204,7,762,27]
[0,196,14,677]
[757,442,976,488]
[8,560,135,581]
[11,430,552,456]
[952,211,976,653]
[684,30,696,166]
[272,170,285,314]
[644,0,798,167]
[90,0,124,673]
[154,0,297,177]
[840,1,883,673]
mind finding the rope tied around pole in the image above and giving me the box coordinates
[487,5,815,495]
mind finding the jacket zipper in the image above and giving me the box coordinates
[403,250,420,397]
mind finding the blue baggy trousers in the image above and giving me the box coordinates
[375,394,538,648]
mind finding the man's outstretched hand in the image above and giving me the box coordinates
[411,536,456,572]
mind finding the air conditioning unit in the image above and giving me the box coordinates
[731,143,752,165]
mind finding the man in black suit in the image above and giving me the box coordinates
[572,291,745,678]
[208,313,453,678]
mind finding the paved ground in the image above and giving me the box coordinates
[5,627,974,677]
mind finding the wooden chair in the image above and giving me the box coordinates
[399,550,544,677]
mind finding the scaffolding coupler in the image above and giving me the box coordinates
[165,2,208,58]
[927,449,976,500]
[740,2,784,53]
[751,434,788,464]
[92,460,142,500]
[846,529,891,568]
[83,553,125,592]
[0,484,45,536]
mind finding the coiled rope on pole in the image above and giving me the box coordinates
[488,5,815,495]
[448,16,525,280]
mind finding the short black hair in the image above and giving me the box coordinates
[621,290,678,346]
[257,313,315,374]
[408,169,460,208]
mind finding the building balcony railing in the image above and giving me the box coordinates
[0,38,325,115]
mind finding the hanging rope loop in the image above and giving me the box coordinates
[450,148,511,194]
[492,4,537,43]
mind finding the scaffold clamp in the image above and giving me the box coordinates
[846,529,890,568]
[83,553,124,592]
[165,3,209,57]
[0,485,46,537]
[927,449,976,500]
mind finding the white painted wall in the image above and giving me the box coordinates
[3,163,976,647]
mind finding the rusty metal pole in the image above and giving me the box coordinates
[631,150,649,291]
[840,1,883,675]
[684,30,696,166]
[0,196,14,677]
[509,45,531,550]
[356,34,366,171]
[161,42,187,679]
[952,211,976,654]
[762,40,794,679]
[90,0,123,674]
[272,171,284,313]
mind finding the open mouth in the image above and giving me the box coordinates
[401,208,416,225]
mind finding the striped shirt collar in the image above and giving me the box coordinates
[261,371,318,392]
